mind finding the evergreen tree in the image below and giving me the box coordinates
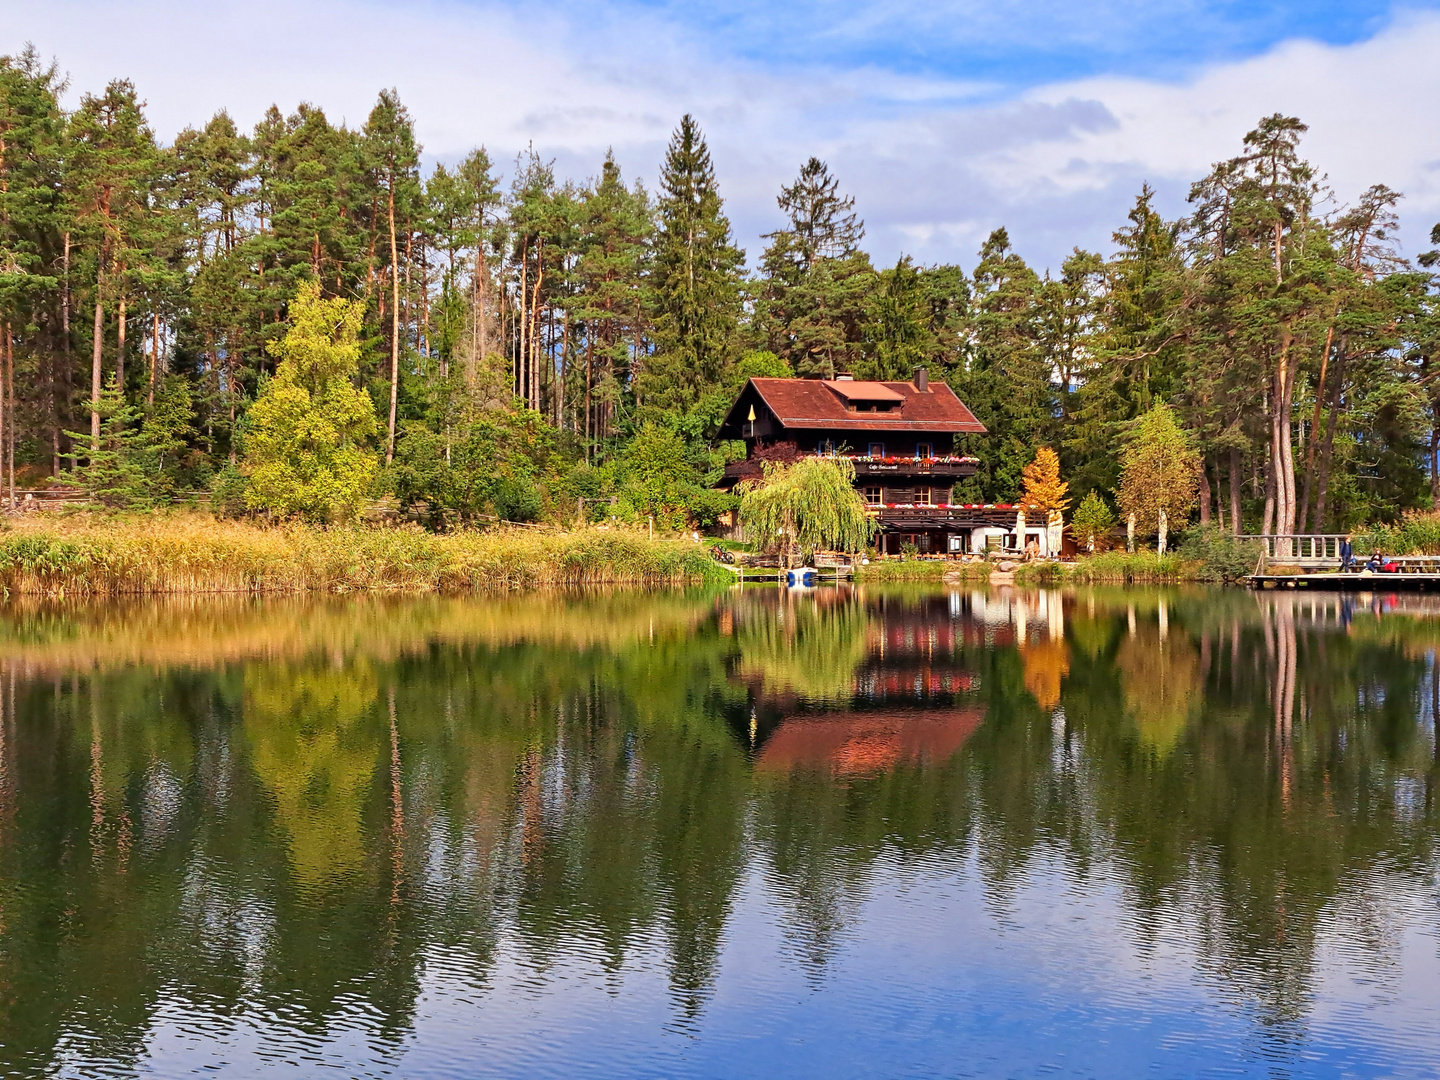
[952,228,1052,501]
[66,79,160,448]
[641,115,744,416]
[363,89,421,463]
[759,158,873,378]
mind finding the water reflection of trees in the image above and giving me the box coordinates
[0,586,1434,1069]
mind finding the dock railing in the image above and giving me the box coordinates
[1247,534,1348,569]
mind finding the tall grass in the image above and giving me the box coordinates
[855,560,991,583]
[1065,550,1192,583]
[0,515,729,596]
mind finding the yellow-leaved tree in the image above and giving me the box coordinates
[1020,447,1070,512]
[243,282,378,521]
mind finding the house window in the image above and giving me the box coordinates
[863,486,882,506]
[818,438,835,454]
[916,487,933,506]
[916,443,932,459]
[868,442,885,458]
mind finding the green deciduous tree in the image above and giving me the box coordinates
[242,282,378,521]
[739,456,877,557]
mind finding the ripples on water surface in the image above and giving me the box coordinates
[0,586,1436,1078]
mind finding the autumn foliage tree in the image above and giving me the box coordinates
[1021,446,1070,512]
[1117,404,1201,541]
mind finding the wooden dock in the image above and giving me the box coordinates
[1252,572,1440,590]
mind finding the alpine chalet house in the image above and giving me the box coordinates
[718,369,1045,556]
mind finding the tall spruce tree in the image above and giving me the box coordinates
[640,115,744,417]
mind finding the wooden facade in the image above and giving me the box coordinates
[717,371,1046,554]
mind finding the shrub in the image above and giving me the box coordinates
[1177,525,1263,582]
[211,464,252,520]
[1072,491,1117,552]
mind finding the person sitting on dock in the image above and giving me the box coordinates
[1364,552,1382,574]
[1340,534,1354,572]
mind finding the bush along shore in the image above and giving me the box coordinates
[0,516,730,596]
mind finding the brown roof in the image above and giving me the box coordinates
[734,378,987,433]
[824,380,904,403]
[754,706,986,775]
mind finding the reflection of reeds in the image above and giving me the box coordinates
[733,595,870,702]
[0,516,726,596]
[0,592,714,674]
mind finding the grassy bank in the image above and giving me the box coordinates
[855,559,992,583]
[0,515,729,596]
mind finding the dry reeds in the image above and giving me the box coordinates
[0,515,727,596]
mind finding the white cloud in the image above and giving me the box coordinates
[4,0,1439,270]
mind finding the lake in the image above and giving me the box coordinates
[0,585,1436,1078]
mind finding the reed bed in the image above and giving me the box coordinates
[1062,551,1193,584]
[855,560,991,583]
[0,515,729,596]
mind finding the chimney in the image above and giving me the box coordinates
[914,367,929,392]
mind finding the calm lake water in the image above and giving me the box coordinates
[0,585,1436,1079]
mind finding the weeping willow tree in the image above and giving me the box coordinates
[739,457,877,557]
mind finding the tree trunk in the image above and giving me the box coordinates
[1432,423,1440,512]
[1261,438,1276,539]
[149,310,160,405]
[1228,446,1242,535]
[0,326,6,503]
[57,231,70,475]
[116,292,126,408]
[475,238,488,378]
[1314,350,1346,531]
[386,182,400,464]
[5,329,13,509]
[1198,456,1212,525]
[1299,321,1336,530]
[90,295,103,452]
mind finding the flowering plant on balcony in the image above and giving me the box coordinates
[843,454,980,465]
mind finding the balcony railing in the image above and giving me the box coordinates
[867,503,1026,529]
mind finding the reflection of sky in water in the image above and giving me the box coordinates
[126,853,1440,1078]
[3,588,1439,1078]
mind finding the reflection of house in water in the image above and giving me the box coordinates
[755,707,986,775]
[740,592,1005,775]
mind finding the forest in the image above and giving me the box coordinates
[2,44,1440,534]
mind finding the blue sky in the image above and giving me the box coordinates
[7,0,1440,271]
[593,0,1411,80]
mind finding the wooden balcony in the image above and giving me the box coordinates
[722,454,978,484]
[848,455,978,478]
[868,504,1019,530]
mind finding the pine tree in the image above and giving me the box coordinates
[641,115,744,416]
[363,89,420,463]
[66,79,160,448]
[0,48,67,477]
[759,158,874,378]
[572,152,652,449]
